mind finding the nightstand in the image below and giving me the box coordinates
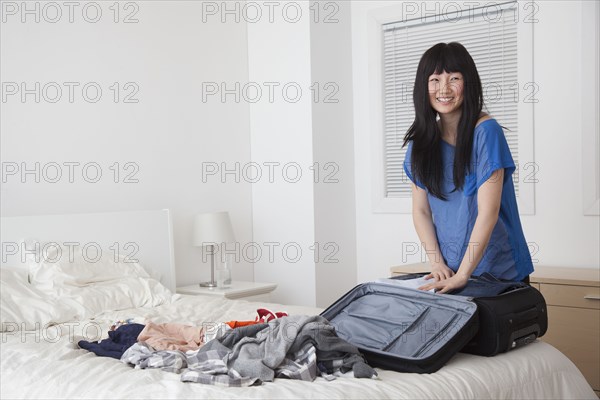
[530,266,600,396]
[176,281,277,302]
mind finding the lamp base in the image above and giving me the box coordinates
[199,281,217,288]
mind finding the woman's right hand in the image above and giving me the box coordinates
[425,263,455,281]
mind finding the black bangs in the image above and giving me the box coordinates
[422,42,471,78]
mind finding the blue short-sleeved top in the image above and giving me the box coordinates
[403,119,533,281]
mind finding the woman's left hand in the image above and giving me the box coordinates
[418,273,469,294]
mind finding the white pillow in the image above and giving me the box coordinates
[1,268,79,332]
[28,245,173,318]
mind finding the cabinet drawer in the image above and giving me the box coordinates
[540,284,600,309]
[542,306,600,391]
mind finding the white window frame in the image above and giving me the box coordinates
[582,0,600,216]
[369,1,535,215]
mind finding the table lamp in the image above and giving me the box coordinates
[193,211,236,287]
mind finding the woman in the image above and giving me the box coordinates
[402,42,533,294]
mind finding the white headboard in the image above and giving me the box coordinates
[0,209,176,292]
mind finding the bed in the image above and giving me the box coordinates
[0,211,596,399]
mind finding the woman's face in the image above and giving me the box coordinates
[428,70,464,116]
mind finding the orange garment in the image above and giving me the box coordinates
[137,322,204,352]
[225,320,261,329]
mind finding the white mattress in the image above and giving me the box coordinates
[1,294,595,399]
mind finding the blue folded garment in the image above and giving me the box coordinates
[78,323,145,359]
[449,272,526,297]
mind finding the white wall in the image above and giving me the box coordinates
[525,0,599,267]
[0,1,255,286]
[246,1,317,306]
[310,2,358,307]
[246,0,359,307]
[349,0,600,284]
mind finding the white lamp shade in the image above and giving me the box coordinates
[193,212,235,246]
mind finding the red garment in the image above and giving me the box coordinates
[225,309,289,329]
[225,320,260,329]
[255,308,288,323]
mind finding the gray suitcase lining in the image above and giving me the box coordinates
[325,282,477,360]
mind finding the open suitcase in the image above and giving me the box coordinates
[320,275,548,373]
[320,281,479,373]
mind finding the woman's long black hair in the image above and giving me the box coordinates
[403,42,484,200]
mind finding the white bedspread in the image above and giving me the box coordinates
[1,294,595,399]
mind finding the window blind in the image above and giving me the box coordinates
[383,1,519,198]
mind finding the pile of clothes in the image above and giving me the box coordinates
[78,310,377,387]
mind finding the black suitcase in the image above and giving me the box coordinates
[320,281,479,374]
[391,272,548,357]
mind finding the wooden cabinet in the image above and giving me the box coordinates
[389,263,600,395]
[530,267,600,395]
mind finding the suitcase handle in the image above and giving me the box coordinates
[506,306,541,352]
[512,306,538,322]
[511,332,538,349]
[509,323,540,350]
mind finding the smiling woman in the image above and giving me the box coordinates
[402,42,533,294]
